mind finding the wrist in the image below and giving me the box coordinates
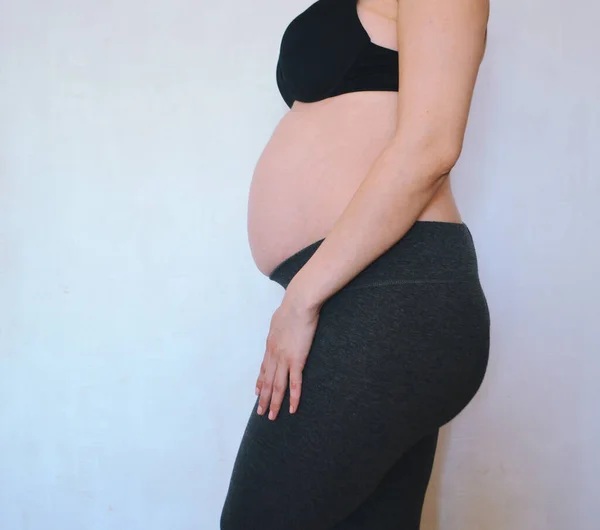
[283,278,324,315]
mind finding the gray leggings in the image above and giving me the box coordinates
[220,221,490,530]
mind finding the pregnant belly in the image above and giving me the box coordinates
[247,92,460,277]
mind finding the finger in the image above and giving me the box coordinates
[268,361,289,420]
[257,353,277,415]
[255,359,267,396]
[289,361,303,414]
[256,334,274,396]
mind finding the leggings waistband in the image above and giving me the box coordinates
[268,221,481,290]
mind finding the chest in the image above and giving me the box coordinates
[275,0,400,108]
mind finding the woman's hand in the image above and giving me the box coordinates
[255,292,321,420]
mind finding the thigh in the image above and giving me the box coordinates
[219,354,420,530]
[332,430,439,530]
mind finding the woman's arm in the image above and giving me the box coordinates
[284,0,489,312]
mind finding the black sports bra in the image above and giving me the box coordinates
[276,0,399,108]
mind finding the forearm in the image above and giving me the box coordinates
[284,134,457,312]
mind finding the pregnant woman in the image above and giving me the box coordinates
[221,0,490,528]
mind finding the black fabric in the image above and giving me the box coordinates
[276,0,399,108]
[220,221,490,530]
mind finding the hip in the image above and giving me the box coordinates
[269,220,491,427]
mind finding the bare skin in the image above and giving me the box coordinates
[248,0,489,420]
[247,0,463,278]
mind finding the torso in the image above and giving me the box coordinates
[247,0,462,277]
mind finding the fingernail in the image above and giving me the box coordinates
[289,405,295,414]
[255,387,260,396]
[257,405,263,415]
[268,410,275,420]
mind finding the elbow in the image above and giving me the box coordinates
[438,138,463,174]
[420,136,463,178]
[391,130,464,180]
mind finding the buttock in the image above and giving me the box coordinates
[297,275,489,434]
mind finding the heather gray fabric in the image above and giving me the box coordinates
[221,221,490,530]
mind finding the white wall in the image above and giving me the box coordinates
[0,1,598,529]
